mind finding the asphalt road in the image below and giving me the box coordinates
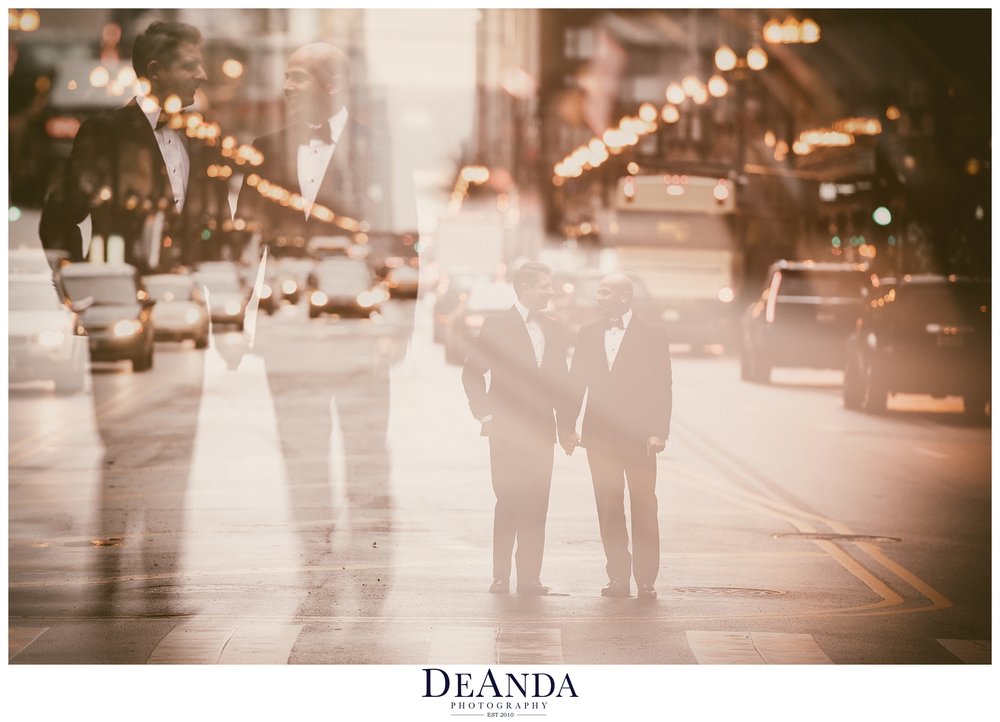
[8,293,991,666]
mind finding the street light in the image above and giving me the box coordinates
[746,46,769,70]
[714,45,737,72]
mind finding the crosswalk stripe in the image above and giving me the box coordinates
[427,626,564,665]
[147,624,235,664]
[937,639,990,664]
[498,627,563,664]
[217,624,303,664]
[9,627,49,661]
[686,631,832,664]
[427,626,498,664]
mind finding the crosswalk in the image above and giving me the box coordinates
[8,622,990,665]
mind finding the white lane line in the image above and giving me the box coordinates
[913,447,948,460]
[428,626,499,664]
[147,624,234,664]
[9,627,49,661]
[938,639,991,664]
[498,627,563,664]
[686,631,831,664]
[217,624,304,664]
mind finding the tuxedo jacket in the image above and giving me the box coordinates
[234,117,408,243]
[462,307,572,444]
[565,316,672,450]
[39,99,229,271]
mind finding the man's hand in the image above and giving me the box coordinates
[559,431,579,456]
[646,436,666,456]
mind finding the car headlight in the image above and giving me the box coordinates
[282,280,297,294]
[113,319,143,337]
[184,308,202,324]
[261,284,273,299]
[311,291,329,306]
[38,330,66,348]
[225,300,243,315]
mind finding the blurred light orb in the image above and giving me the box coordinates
[89,66,110,88]
[764,130,776,147]
[9,206,22,222]
[763,19,783,44]
[661,104,679,123]
[800,19,821,43]
[707,75,728,98]
[681,75,702,97]
[638,103,658,123]
[163,95,183,114]
[714,45,737,71]
[626,162,640,174]
[885,105,901,121]
[872,207,892,226]
[665,83,685,105]
[717,287,735,303]
[19,9,40,32]
[691,87,709,105]
[747,47,769,70]
[713,183,729,201]
[222,59,244,79]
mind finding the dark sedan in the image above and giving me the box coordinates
[741,261,871,383]
[843,275,990,420]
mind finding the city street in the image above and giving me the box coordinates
[9,294,991,665]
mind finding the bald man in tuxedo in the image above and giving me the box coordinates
[563,273,672,599]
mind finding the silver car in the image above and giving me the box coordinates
[145,274,210,348]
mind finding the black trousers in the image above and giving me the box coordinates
[488,432,554,583]
[586,443,660,586]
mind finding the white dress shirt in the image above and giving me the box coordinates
[515,301,546,368]
[137,94,189,211]
[297,107,349,219]
[605,309,633,369]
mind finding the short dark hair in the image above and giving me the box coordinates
[512,262,551,293]
[132,21,202,78]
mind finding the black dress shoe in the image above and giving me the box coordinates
[601,580,631,598]
[516,581,550,596]
[637,583,657,599]
[489,578,509,594]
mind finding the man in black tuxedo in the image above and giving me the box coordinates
[563,273,672,599]
[40,21,229,272]
[462,263,574,595]
[235,42,399,249]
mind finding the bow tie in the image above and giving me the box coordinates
[303,123,333,145]
[604,317,624,330]
[155,114,169,130]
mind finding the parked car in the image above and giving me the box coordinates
[443,281,516,365]
[308,257,386,318]
[144,274,210,348]
[57,263,156,372]
[843,275,991,419]
[9,272,90,393]
[194,268,250,330]
[741,261,871,383]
